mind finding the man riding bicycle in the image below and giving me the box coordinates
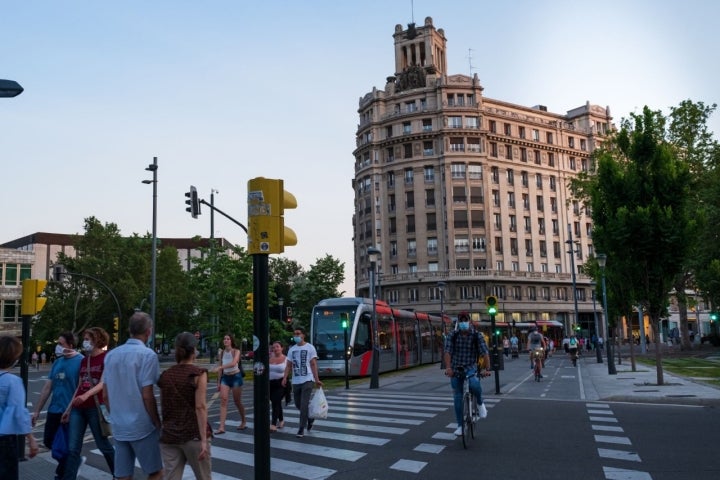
[444,312,491,436]
[527,326,546,377]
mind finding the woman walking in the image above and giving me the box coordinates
[268,341,288,432]
[158,332,212,480]
[62,327,114,479]
[0,336,39,480]
[214,334,246,433]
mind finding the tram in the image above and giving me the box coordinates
[310,297,451,377]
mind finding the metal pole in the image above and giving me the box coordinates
[639,305,646,354]
[566,225,580,337]
[143,157,158,351]
[592,288,603,363]
[253,254,270,480]
[598,257,617,374]
[490,312,500,394]
[343,324,349,390]
[438,281,446,368]
[369,259,379,389]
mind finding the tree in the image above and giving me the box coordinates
[289,254,345,332]
[573,106,693,385]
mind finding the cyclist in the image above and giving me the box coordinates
[526,326,546,377]
[444,312,491,436]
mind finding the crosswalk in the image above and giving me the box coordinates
[65,390,500,479]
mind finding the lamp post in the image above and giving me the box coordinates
[368,246,381,389]
[597,253,616,374]
[142,157,158,351]
[566,225,580,337]
[591,281,603,363]
[438,281,446,368]
[278,297,284,324]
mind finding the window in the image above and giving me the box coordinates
[510,238,518,255]
[534,150,541,165]
[506,169,514,185]
[426,212,437,230]
[390,241,398,257]
[471,210,484,228]
[553,241,561,259]
[509,214,517,231]
[512,286,522,298]
[580,139,587,151]
[404,143,413,159]
[536,173,543,188]
[470,186,483,204]
[494,213,502,229]
[508,192,516,209]
[491,167,499,183]
[505,144,513,160]
[581,158,588,172]
[450,116,462,128]
[453,210,468,229]
[548,152,555,167]
[552,219,559,235]
[490,142,498,157]
[538,218,546,234]
[453,186,467,204]
[451,163,466,179]
[467,138,481,152]
[455,236,469,253]
[528,286,537,299]
[492,189,500,207]
[403,121,411,134]
[428,262,439,272]
[532,129,540,142]
[489,120,497,133]
[568,137,575,148]
[388,194,396,212]
[539,240,547,257]
[405,101,417,112]
[549,175,556,191]
[536,196,544,212]
[423,118,432,131]
[468,164,482,179]
[404,168,414,184]
[450,138,465,151]
[518,126,526,139]
[386,147,395,163]
[520,147,527,162]
[408,240,417,257]
[424,166,434,182]
[525,239,533,255]
[472,236,486,252]
[569,157,576,171]
[504,123,512,136]
[425,189,435,207]
[408,287,419,302]
[524,216,531,233]
[427,238,438,255]
[521,171,528,187]
[386,125,393,139]
[494,236,503,253]
[390,217,396,234]
[511,262,519,272]
[551,197,558,213]
[423,141,434,156]
[466,117,479,129]
[546,132,553,144]
[573,201,580,215]
[388,289,399,303]
[405,191,414,208]
[406,215,415,233]
[522,193,530,210]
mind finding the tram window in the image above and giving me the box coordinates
[354,314,371,355]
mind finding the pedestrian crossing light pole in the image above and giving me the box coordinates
[486,295,501,394]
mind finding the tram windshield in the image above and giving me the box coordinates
[312,307,356,360]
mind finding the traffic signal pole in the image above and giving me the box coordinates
[486,295,501,394]
[252,253,270,480]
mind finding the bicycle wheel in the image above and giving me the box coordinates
[461,392,473,448]
[534,358,541,381]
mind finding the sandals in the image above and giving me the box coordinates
[214,429,226,435]
[237,423,247,430]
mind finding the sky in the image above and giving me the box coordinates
[2,0,719,297]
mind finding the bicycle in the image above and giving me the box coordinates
[454,366,479,449]
[532,348,544,381]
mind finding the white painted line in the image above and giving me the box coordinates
[590,416,619,423]
[326,397,452,409]
[598,448,642,462]
[603,466,653,479]
[592,424,624,433]
[330,405,438,418]
[588,409,614,415]
[89,450,240,480]
[221,431,365,461]
[390,459,427,473]
[587,403,610,408]
[272,416,409,435]
[414,443,446,454]
[432,432,456,440]
[212,446,336,480]
[594,435,632,445]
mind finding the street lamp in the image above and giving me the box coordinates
[597,253,617,374]
[566,225,580,337]
[437,281,446,368]
[368,246,381,389]
[591,281,603,363]
[278,297,284,324]
[142,157,158,351]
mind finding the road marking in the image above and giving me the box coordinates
[592,424,624,432]
[590,416,619,423]
[598,448,642,462]
[595,435,632,445]
[390,459,427,473]
[432,432,456,440]
[587,403,611,408]
[414,443,445,454]
[588,409,615,415]
[603,466,653,479]
[225,431,366,461]
[214,446,336,480]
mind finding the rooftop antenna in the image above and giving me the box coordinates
[411,0,414,24]
[467,48,478,76]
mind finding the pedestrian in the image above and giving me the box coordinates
[103,312,163,480]
[283,327,323,438]
[510,333,519,358]
[32,351,39,370]
[32,331,84,480]
[0,336,39,480]
[269,341,288,432]
[41,352,47,365]
[61,327,114,479]
[443,312,491,436]
[502,336,510,358]
[158,332,212,480]
[213,333,247,434]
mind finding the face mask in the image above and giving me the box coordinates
[55,344,65,356]
[458,322,470,331]
[82,340,93,352]
[293,336,302,344]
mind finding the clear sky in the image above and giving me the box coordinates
[2,0,718,297]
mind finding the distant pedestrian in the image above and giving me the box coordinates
[41,352,47,365]
[269,341,288,432]
[103,312,163,480]
[502,336,510,358]
[32,331,84,480]
[31,351,39,370]
[283,328,322,438]
[62,327,114,479]
[0,336,39,480]
[158,332,212,480]
[213,333,246,434]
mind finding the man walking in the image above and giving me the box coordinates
[282,328,322,438]
[103,312,163,480]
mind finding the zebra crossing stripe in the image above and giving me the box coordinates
[211,446,336,480]
[588,409,615,415]
[327,398,451,411]
[598,448,642,462]
[329,404,439,417]
[594,435,632,445]
[592,424,624,432]
[219,430,366,461]
[590,416,619,423]
[390,459,427,473]
[603,466,653,480]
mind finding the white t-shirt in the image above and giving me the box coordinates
[287,343,318,385]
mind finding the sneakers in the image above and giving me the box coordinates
[296,428,304,438]
[307,418,314,431]
[453,426,462,436]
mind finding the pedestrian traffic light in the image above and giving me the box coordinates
[113,317,119,342]
[710,312,718,323]
[486,295,498,316]
[247,177,297,254]
[246,293,254,312]
[21,279,48,316]
[185,186,201,219]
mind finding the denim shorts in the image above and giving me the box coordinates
[221,372,244,388]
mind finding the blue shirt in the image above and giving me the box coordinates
[103,338,160,441]
[0,371,31,435]
[48,353,84,414]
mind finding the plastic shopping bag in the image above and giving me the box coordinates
[52,424,69,460]
[479,402,488,419]
[308,387,329,419]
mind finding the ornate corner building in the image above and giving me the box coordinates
[353,17,614,333]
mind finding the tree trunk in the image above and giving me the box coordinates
[652,316,664,385]
[628,312,636,372]
[678,303,693,350]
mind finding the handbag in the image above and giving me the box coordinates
[51,424,68,460]
[308,387,329,419]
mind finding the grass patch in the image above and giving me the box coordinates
[636,357,720,387]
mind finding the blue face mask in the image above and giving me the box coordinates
[458,322,470,331]
[293,336,302,344]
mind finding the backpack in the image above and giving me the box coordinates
[569,337,578,346]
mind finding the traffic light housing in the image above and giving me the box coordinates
[185,186,201,219]
[486,295,498,316]
[246,293,254,312]
[575,324,581,331]
[113,317,119,342]
[710,312,718,322]
[247,177,297,254]
[21,279,48,316]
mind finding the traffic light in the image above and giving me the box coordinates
[486,295,498,316]
[286,307,293,323]
[246,293,254,312]
[247,177,297,254]
[113,317,119,342]
[575,324,581,331]
[21,279,48,316]
[185,186,201,219]
[710,312,718,322]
